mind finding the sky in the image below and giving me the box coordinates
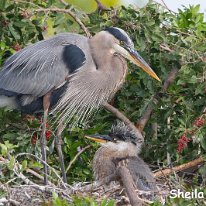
[154,0,206,20]
[123,0,206,21]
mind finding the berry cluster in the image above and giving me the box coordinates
[31,121,52,145]
[193,117,205,127]
[12,43,22,51]
[177,133,190,153]
[177,116,205,154]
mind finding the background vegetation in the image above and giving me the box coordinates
[0,0,206,205]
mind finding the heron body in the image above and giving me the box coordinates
[0,27,160,183]
[0,30,129,126]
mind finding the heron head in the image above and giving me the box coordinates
[104,27,160,81]
[85,122,142,153]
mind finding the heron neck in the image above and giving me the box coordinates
[89,40,113,70]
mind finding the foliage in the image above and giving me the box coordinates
[52,193,115,206]
[0,0,206,205]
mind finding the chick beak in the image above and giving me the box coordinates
[85,135,112,143]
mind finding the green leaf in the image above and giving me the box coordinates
[8,24,20,40]
[21,160,28,171]
[0,0,6,10]
[7,156,15,170]
[0,143,7,156]
[199,133,206,151]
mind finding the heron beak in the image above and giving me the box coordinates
[113,44,161,81]
[85,135,112,143]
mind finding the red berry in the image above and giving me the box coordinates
[1,20,9,27]
[177,134,189,153]
[39,119,49,128]
[12,44,22,51]
[31,135,38,145]
[45,130,52,140]
[181,135,189,143]
[194,117,205,127]
[42,25,48,31]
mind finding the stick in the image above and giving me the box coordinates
[66,145,91,173]
[0,198,20,206]
[117,163,143,206]
[94,0,110,11]
[80,173,117,192]
[59,0,68,6]
[154,156,205,178]
[36,8,91,37]
[15,153,66,187]
[103,102,143,141]
[136,67,179,131]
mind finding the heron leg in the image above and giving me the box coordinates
[41,93,51,185]
[55,121,67,183]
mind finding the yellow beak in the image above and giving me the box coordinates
[85,135,112,143]
[113,44,161,81]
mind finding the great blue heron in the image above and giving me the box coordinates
[86,122,156,199]
[0,27,160,184]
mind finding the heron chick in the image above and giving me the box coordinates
[86,122,156,192]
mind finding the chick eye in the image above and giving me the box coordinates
[120,41,125,46]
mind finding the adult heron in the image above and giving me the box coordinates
[0,27,160,184]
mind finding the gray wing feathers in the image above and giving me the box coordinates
[0,33,89,97]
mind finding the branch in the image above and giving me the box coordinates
[94,0,110,12]
[80,173,117,192]
[66,145,91,173]
[154,156,205,178]
[136,67,179,131]
[15,153,66,187]
[154,0,176,14]
[160,44,174,53]
[0,198,20,206]
[35,8,91,38]
[103,102,143,142]
[59,0,68,6]
[117,161,143,206]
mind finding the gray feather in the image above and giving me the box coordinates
[0,96,17,108]
[0,33,92,98]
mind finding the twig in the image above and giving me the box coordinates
[162,67,179,92]
[0,156,35,185]
[94,0,110,12]
[80,173,117,192]
[103,102,144,141]
[14,168,36,186]
[35,8,91,38]
[66,145,91,173]
[59,0,68,6]
[154,156,205,178]
[160,44,174,52]
[0,198,20,206]
[117,161,143,206]
[155,0,176,14]
[26,168,45,181]
[15,153,66,187]
[136,67,179,131]
[0,156,55,186]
